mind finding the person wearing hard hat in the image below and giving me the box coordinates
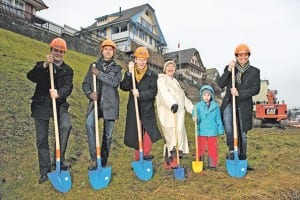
[120,46,162,162]
[155,60,194,169]
[218,44,260,171]
[82,39,122,170]
[27,37,73,184]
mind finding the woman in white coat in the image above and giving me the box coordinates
[156,60,194,168]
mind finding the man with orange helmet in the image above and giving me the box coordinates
[27,37,73,184]
[218,43,260,171]
[82,39,122,170]
[120,46,161,162]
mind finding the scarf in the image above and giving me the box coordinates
[236,61,250,84]
[135,65,148,83]
[101,59,113,72]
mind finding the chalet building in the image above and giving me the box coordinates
[163,48,206,84]
[0,0,48,20]
[253,80,270,103]
[76,3,167,72]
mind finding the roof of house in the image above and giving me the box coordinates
[87,4,152,29]
[163,48,198,64]
[29,0,48,11]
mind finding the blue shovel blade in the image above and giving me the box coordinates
[88,159,112,190]
[174,166,185,180]
[226,151,247,178]
[132,159,153,181]
[47,167,72,193]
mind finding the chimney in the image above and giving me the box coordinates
[119,7,122,16]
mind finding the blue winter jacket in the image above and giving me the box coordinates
[192,85,224,137]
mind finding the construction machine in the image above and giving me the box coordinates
[253,86,288,128]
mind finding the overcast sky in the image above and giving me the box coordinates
[37,0,300,108]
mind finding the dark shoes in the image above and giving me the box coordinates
[247,165,255,171]
[39,175,48,184]
[88,160,97,171]
[143,155,154,160]
[207,166,217,171]
[101,157,107,167]
[226,151,234,160]
[52,162,71,170]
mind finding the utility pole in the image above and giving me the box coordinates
[178,42,181,80]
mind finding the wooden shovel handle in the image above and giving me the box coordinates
[231,66,238,151]
[92,64,100,157]
[194,107,199,161]
[49,63,60,160]
[131,66,143,152]
[174,113,180,165]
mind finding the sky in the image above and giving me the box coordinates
[37,0,300,108]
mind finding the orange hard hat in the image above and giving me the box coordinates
[101,39,117,50]
[50,38,67,51]
[235,44,250,56]
[134,47,149,58]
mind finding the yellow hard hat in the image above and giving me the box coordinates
[101,39,116,49]
[235,44,251,56]
[134,47,149,58]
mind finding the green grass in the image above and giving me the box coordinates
[0,28,300,200]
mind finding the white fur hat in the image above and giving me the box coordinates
[163,60,176,72]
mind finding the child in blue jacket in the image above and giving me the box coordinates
[192,85,224,169]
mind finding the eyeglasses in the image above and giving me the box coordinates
[237,53,249,57]
[52,48,64,54]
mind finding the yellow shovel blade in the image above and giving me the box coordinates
[192,161,203,173]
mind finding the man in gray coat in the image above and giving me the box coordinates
[82,39,122,170]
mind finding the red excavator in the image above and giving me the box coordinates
[253,89,288,128]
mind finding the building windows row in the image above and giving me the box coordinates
[141,17,153,32]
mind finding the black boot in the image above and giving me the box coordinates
[101,139,110,167]
[101,145,108,167]
[247,165,255,171]
[226,150,234,160]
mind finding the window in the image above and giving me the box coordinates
[120,23,127,32]
[112,25,119,34]
[14,0,25,17]
[97,28,106,37]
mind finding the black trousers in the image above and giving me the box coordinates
[34,108,72,175]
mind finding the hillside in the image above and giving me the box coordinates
[0,28,300,200]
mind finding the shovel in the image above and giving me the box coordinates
[131,63,153,181]
[47,63,72,193]
[226,65,247,178]
[192,107,203,173]
[173,113,185,180]
[88,64,112,189]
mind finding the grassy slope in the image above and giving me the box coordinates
[0,28,299,200]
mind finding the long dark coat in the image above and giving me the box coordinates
[217,64,260,132]
[120,69,162,149]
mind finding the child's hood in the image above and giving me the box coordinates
[199,85,215,101]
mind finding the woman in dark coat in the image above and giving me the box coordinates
[218,44,260,171]
[120,47,161,161]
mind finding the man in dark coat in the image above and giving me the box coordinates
[120,47,161,161]
[82,39,122,170]
[218,44,260,171]
[27,38,73,184]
